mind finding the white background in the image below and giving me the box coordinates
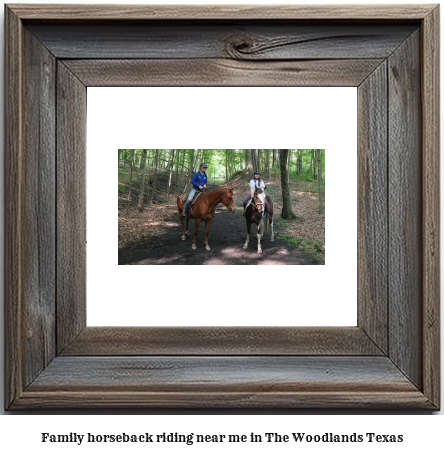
[87,87,357,326]
[0,0,442,449]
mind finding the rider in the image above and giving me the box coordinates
[182,162,208,216]
[243,170,269,218]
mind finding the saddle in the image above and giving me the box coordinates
[183,191,204,216]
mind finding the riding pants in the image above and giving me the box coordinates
[184,188,198,211]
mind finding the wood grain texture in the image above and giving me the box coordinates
[61,327,383,356]
[421,6,440,409]
[14,356,433,409]
[4,4,24,410]
[4,4,440,410]
[7,4,435,20]
[63,58,384,87]
[22,28,57,387]
[388,30,422,389]
[27,22,416,60]
[357,62,388,354]
[56,62,87,353]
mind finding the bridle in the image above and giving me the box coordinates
[224,188,235,212]
[250,188,264,213]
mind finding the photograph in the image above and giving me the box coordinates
[118,149,325,265]
[2,0,440,416]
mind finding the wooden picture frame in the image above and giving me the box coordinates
[5,4,440,409]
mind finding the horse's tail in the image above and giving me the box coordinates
[177,192,186,211]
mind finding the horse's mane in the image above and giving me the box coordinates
[206,187,233,194]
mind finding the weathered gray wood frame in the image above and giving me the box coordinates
[5,5,440,409]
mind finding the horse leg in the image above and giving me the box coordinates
[180,215,186,240]
[186,215,190,237]
[204,217,213,251]
[192,218,201,250]
[243,222,251,249]
[178,199,186,240]
[270,216,275,242]
[257,224,262,254]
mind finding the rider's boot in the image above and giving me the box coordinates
[182,200,190,217]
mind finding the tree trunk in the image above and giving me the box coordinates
[128,149,135,201]
[149,149,159,204]
[280,149,297,219]
[178,149,187,191]
[317,149,324,213]
[174,149,180,184]
[313,150,317,179]
[138,149,148,211]
[287,149,291,184]
[267,149,271,182]
[225,150,228,183]
[193,149,201,171]
[246,149,253,180]
[167,149,175,202]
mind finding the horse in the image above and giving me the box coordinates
[243,187,274,254]
[177,187,236,251]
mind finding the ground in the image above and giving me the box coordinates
[118,170,324,265]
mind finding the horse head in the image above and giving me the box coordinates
[224,188,236,213]
[254,187,265,214]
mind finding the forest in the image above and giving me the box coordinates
[118,149,325,265]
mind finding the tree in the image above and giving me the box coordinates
[246,149,253,180]
[317,149,324,213]
[178,149,186,191]
[166,149,175,202]
[138,149,148,211]
[149,149,159,204]
[279,149,297,219]
[127,149,135,201]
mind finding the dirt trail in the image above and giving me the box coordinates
[118,194,318,265]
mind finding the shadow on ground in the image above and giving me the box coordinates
[119,206,318,265]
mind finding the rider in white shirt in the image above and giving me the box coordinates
[243,170,269,217]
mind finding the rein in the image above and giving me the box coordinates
[250,192,264,212]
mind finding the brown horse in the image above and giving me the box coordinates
[177,188,236,250]
[243,187,274,253]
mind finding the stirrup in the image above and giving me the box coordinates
[182,210,187,217]
[264,212,270,219]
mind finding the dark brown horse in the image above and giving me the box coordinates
[177,187,236,250]
[243,187,274,253]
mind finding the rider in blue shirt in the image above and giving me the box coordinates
[182,163,208,216]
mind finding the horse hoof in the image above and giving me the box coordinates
[182,236,186,241]
[270,238,275,242]
[258,249,262,254]
[192,245,197,250]
[243,244,248,250]
[206,246,211,251]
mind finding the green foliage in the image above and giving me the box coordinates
[277,234,324,264]
[118,149,325,186]
[277,234,303,247]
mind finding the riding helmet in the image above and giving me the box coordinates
[200,163,208,168]
[254,170,261,175]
